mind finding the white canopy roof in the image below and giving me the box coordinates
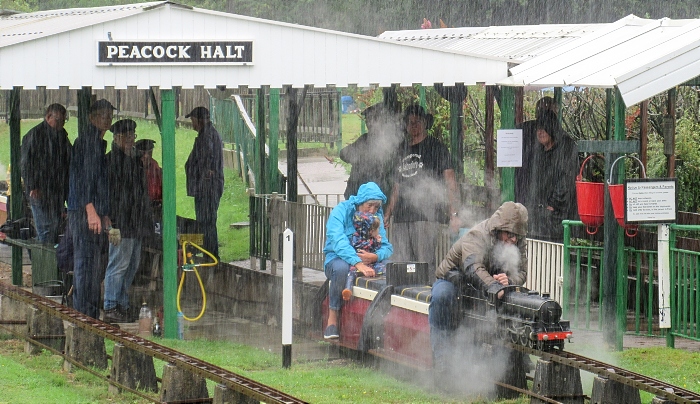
[499,15,700,106]
[379,23,606,63]
[0,1,509,90]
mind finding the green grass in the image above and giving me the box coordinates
[0,118,250,262]
[4,334,700,404]
[0,335,527,404]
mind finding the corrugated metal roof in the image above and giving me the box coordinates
[0,2,509,90]
[379,23,607,63]
[0,1,168,47]
[500,15,700,106]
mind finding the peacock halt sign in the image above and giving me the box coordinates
[97,41,253,65]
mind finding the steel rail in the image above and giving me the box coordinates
[507,343,700,404]
[0,283,307,404]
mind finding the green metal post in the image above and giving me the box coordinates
[668,225,677,348]
[255,88,267,195]
[499,86,515,202]
[160,90,178,339]
[336,89,342,155]
[269,89,280,193]
[419,85,427,109]
[255,88,267,272]
[9,87,22,286]
[614,88,627,351]
[562,220,572,319]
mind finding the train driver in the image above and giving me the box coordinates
[429,201,528,381]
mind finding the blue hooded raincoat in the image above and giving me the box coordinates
[323,182,393,267]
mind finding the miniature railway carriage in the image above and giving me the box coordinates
[321,262,572,369]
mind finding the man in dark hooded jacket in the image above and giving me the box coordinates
[527,110,578,242]
[429,201,528,388]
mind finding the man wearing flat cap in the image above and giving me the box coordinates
[185,106,224,259]
[102,119,152,323]
[68,98,115,319]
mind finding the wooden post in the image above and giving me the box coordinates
[485,86,495,189]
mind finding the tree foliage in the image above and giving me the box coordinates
[16,0,700,36]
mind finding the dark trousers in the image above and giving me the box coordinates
[69,210,107,319]
[194,193,221,259]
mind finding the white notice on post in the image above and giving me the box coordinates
[496,129,523,167]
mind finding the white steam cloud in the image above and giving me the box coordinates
[491,242,521,279]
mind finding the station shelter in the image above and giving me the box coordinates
[0,1,511,337]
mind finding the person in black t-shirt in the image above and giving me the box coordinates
[384,105,461,284]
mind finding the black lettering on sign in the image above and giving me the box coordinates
[97,41,253,65]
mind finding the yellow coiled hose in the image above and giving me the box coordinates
[176,241,218,321]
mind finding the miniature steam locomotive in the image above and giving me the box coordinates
[460,282,572,351]
[321,264,572,368]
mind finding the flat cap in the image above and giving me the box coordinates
[185,106,210,119]
[135,139,156,152]
[89,99,117,113]
[110,119,136,134]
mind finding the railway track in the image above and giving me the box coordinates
[508,342,700,404]
[0,282,307,404]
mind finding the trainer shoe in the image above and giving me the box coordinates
[323,324,339,339]
[103,308,129,323]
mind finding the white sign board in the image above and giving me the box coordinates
[496,129,522,167]
[625,179,677,224]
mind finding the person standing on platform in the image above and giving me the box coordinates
[20,103,72,245]
[515,96,557,208]
[185,107,224,259]
[67,99,115,319]
[135,139,162,204]
[339,104,401,199]
[103,119,152,323]
[527,110,578,242]
[384,104,461,284]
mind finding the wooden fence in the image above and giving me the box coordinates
[1,87,212,121]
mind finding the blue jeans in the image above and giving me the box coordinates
[429,279,459,370]
[29,196,62,245]
[103,238,142,311]
[195,194,221,259]
[325,257,389,311]
[324,258,351,311]
[69,210,107,319]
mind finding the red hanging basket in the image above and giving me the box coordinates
[576,155,605,235]
[607,155,646,238]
